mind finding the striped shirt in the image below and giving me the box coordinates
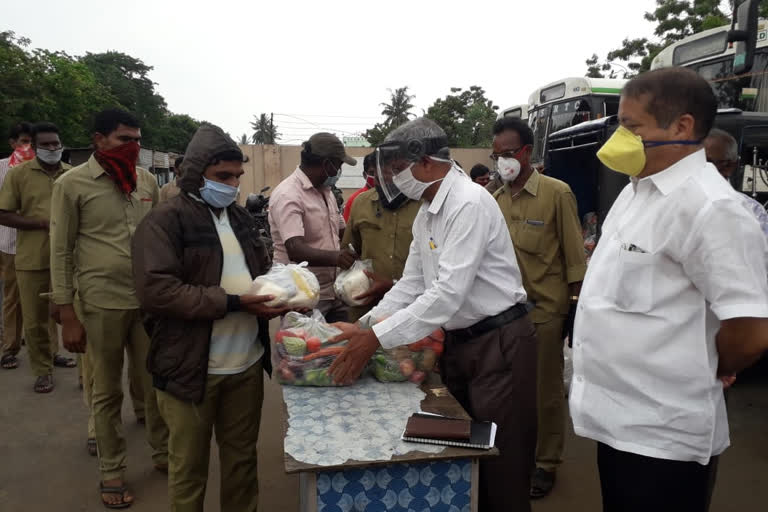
[0,158,17,254]
[208,208,263,375]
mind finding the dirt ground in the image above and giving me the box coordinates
[0,346,766,511]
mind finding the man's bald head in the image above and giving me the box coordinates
[704,128,739,179]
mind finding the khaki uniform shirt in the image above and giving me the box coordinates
[159,178,181,202]
[0,158,71,270]
[50,155,159,309]
[341,189,420,321]
[494,170,586,323]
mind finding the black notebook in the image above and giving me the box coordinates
[401,412,497,450]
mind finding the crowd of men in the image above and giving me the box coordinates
[1,66,767,512]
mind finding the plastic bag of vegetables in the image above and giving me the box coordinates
[369,328,445,384]
[334,259,373,306]
[273,310,352,386]
[251,262,320,309]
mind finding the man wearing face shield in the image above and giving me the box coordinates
[269,132,358,323]
[0,122,76,392]
[50,109,169,509]
[330,117,538,512]
[340,152,421,322]
[492,116,586,499]
[571,68,768,511]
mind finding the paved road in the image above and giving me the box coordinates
[0,346,766,511]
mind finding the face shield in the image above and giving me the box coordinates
[375,136,450,203]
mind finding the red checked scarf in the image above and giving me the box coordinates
[94,142,140,194]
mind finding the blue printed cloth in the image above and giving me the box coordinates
[317,460,472,512]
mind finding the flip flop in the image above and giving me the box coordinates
[87,438,97,457]
[53,354,76,368]
[1,354,18,369]
[34,374,54,393]
[99,483,133,509]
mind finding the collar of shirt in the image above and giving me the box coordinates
[427,165,462,215]
[633,149,705,196]
[88,154,108,179]
[295,167,319,191]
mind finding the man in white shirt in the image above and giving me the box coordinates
[329,118,538,512]
[571,67,768,512]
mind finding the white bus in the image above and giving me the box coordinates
[651,19,768,111]
[526,77,627,164]
[497,104,529,121]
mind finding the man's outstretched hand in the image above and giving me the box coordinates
[353,271,394,305]
[240,294,292,319]
[328,324,381,385]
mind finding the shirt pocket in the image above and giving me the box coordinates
[609,249,656,313]
[512,221,545,255]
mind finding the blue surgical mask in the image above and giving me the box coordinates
[199,178,239,208]
[323,161,341,188]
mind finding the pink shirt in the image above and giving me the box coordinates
[268,168,345,300]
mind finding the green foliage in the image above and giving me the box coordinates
[363,87,415,146]
[585,0,742,77]
[425,86,498,148]
[0,32,201,152]
[250,113,279,144]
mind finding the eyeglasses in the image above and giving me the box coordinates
[490,146,528,161]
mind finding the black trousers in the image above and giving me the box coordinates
[442,315,538,512]
[597,442,719,512]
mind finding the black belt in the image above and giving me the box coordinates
[446,302,533,340]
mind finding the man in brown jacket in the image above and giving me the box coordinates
[132,124,289,512]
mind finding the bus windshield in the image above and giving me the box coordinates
[692,50,768,111]
[530,96,620,164]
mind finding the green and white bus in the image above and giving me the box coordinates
[650,19,768,111]
[524,77,626,164]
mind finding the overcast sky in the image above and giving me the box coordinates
[7,0,659,145]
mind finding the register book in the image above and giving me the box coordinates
[401,412,497,450]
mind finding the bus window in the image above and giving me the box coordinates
[504,108,523,118]
[603,97,620,117]
[549,100,592,134]
[695,52,768,111]
[541,83,566,103]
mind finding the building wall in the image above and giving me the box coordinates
[237,144,493,203]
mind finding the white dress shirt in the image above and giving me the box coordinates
[570,149,768,465]
[0,158,17,255]
[369,166,527,349]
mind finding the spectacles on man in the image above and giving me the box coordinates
[490,146,528,162]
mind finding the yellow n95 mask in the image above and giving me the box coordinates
[596,126,647,176]
[597,125,703,177]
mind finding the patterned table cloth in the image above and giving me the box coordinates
[283,378,444,466]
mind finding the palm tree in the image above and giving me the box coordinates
[250,113,280,144]
[380,87,415,128]
[239,133,248,144]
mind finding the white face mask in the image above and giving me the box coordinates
[392,162,443,200]
[497,157,521,183]
[36,148,63,165]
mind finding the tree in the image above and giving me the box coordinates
[239,133,248,144]
[153,114,201,153]
[250,113,279,144]
[363,86,416,146]
[585,0,741,77]
[0,32,118,148]
[425,86,499,147]
[80,51,169,146]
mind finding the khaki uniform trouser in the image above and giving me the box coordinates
[77,301,168,480]
[15,269,59,376]
[0,252,23,357]
[81,346,147,438]
[156,361,264,512]
[534,314,567,472]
